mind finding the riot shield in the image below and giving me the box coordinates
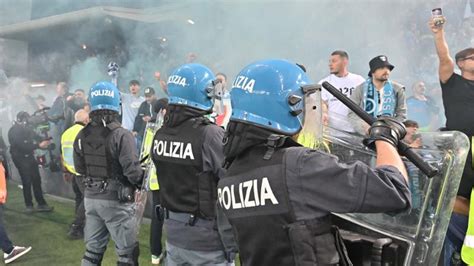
[134,116,163,236]
[300,95,470,265]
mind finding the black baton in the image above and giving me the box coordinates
[315,82,438,178]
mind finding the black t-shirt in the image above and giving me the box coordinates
[441,73,474,136]
[441,73,474,198]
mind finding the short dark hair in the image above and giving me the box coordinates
[331,50,349,59]
[74,89,85,93]
[455,48,474,63]
[36,95,45,101]
[129,80,140,86]
[403,120,419,128]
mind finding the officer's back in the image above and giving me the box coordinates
[73,82,143,266]
[151,64,236,265]
[218,59,411,266]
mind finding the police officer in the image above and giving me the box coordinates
[61,109,89,239]
[151,64,237,265]
[217,59,412,265]
[73,82,143,266]
[8,111,53,212]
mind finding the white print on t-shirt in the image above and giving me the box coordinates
[318,73,365,133]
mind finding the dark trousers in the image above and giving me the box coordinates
[0,205,13,254]
[72,175,85,227]
[12,155,47,207]
[150,190,164,256]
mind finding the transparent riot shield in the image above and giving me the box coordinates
[134,115,164,235]
[301,96,470,265]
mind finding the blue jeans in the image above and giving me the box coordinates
[0,205,13,254]
[136,135,143,156]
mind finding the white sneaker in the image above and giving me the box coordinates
[4,246,32,264]
[151,253,163,265]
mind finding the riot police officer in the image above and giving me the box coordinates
[8,111,53,212]
[151,64,237,265]
[217,59,412,265]
[73,82,143,266]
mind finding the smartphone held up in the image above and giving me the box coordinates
[432,8,446,27]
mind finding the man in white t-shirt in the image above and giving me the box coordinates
[318,50,365,135]
[121,80,145,133]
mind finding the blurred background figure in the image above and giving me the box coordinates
[406,81,439,131]
[122,80,144,134]
[133,87,156,151]
[68,89,88,113]
[8,111,53,213]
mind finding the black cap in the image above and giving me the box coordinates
[144,87,155,97]
[368,55,394,77]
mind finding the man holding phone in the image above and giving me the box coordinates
[429,10,474,265]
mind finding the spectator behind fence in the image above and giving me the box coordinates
[122,80,144,133]
[318,50,365,136]
[429,14,474,266]
[406,81,439,131]
[349,55,407,135]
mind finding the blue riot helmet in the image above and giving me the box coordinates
[230,59,312,135]
[167,63,216,112]
[88,81,121,112]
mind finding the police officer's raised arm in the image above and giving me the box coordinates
[288,117,410,216]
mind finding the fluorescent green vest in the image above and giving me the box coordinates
[142,125,159,190]
[61,123,84,175]
[461,138,474,263]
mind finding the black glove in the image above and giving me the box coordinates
[363,117,406,149]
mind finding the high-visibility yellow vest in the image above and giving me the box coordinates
[142,125,159,191]
[297,132,331,153]
[461,138,474,263]
[61,123,84,175]
[462,188,474,264]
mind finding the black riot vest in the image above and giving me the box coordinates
[81,122,120,179]
[218,143,342,266]
[151,117,217,218]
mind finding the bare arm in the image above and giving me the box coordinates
[429,18,454,83]
[375,141,408,183]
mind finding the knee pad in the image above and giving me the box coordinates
[83,249,104,265]
[117,243,139,266]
